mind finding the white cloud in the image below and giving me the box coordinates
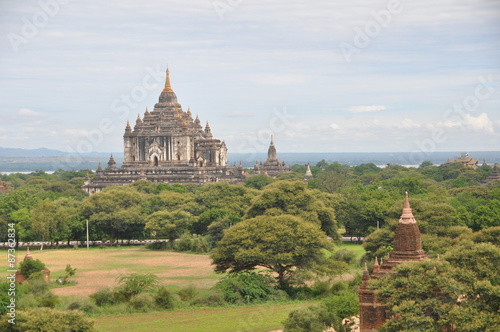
[348,106,386,113]
[330,123,340,130]
[439,113,494,133]
[399,118,421,129]
[225,110,254,117]
[18,108,47,118]
[463,113,494,133]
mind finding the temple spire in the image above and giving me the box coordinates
[399,192,416,224]
[163,68,173,92]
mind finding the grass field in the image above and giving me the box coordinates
[10,247,220,297]
[93,302,316,332]
[7,243,364,331]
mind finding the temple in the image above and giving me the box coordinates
[483,163,500,186]
[82,69,289,194]
[358,192,427,331]
[253,136,291,177]
[448,152,479,169]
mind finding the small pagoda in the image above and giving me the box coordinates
[358,192,427,331]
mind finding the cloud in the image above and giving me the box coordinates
[225,110,254,117]
[463,113,494,133]
[18,108,47,118]
[348,106,386,113]
[330,123,341,130]
[439,113,494,133]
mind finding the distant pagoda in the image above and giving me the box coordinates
[483,163,500,186]
[82,69,289,194]
[253,135,291,177]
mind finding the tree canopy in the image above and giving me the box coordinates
[211,214,347,289]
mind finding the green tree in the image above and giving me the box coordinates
[374,258,500,332]
[244,174,275,189]
[114,273,159,301]
[145,210,195,241]
[211,215,347,289]
[246,181,339,237]
[81,186,145,244]
[19,258,46,280]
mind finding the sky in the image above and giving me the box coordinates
[0,0,499,157]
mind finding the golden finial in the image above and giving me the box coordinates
[145,107,150,115]
[137,114,141,121]
[163,68,174,92]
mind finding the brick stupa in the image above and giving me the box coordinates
[358,192,427,331]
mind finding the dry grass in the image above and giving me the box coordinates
[11,247,219,297]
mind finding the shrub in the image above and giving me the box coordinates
[283,305,339,332]
[146,241,169,250]
[19,259,46,280]
[155,287,175,309]
[174,233,210,253]
[0,308,97,332]
[333,249,356,265]
[191,291,226,307]
[90,288,116,307]
[311,281,331,298]
[214,272,274,304]
[177,284,198,302]
[115,273,159,301]
[129,293,155,312]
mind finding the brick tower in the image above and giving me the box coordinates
[358,192,427,331]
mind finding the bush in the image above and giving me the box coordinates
[333,249,357,265]
[177,284,198,302]
[129,293,155,312]
[311,281,331,298]
[283,305,339,332]
[90,288,116,307]
[146,241,169,250]
[214,272,274,304]
[0,308,97,332]
[19,259,46,280]
[174,234,210,253]
[155,287,175,309]
[115,273,159,301]
[191,291,226,307]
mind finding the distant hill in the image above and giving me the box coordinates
[0,147,122,158]
[0,147,68,157]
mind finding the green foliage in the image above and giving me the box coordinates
[115,273,159,301]
[469,226,500,246]
[0,308,97,332]
[283,305,338,332]
[283,292,358,332]
[128,293,156,312]
[145,210,195,241]
[211,214,347,289]
[155,286,175,309]
[62,264,77,284]
[246,181,339,237]
[332,249,356,265]
[174,233,211,253]
[374,256,500,331]
[177,284,198,302]
[244,174,275,189]
[81,186,146,243]
[214,272,274,304]
[90,288,116,307]
[19,258,46,279]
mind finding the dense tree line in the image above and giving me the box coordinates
[1,161,498,245]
